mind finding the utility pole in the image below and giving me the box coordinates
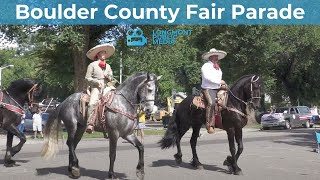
[0,64,14,88]
[120,51,123,83]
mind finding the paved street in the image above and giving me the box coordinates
[0,128,320,180]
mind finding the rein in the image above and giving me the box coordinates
[27,83,39,106]
[224,75,261,117]
[0,91,24,115]
[97,78,156,122]
[115,78,156,110]
[0,83,39,115]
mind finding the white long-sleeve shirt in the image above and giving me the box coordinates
[201,61,222,89]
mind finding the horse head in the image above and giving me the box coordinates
[137,73,161,114]
[243,75,262,109]
[6,79,43,106]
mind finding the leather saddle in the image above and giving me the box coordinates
[192,84,228,111]
[191,85,228,129]
[80,91,115,130]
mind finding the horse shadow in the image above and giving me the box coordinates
[151,159,229,174]
[0,159,29,166]
[36,166,128,180]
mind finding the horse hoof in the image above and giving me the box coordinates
[223,156,232,166]
[4,160,16,167]
[226,165,233,174]
[68,167,81,179]
[190,159,203,169]
[136,169,145,180]
[223,159,231,166]
[234,169,243,175]
[196,165,204,170]
[108,173,118,179]
[174,154,182,164]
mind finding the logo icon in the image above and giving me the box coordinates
[126,28,147,46]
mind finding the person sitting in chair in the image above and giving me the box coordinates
[201,48,227,134]
[85,43,115,133]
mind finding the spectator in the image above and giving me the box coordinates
[32,108,43,138]
[135,111,146,144]
[17,112,25,134]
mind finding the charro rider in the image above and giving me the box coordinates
[201,48,227,134]
[85,43,115,133]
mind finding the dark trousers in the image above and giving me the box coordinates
[202,89,218,128]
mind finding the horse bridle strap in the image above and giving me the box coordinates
[250,75,261,101]
[99,91,137,123]
[0,91,24,115]
[28,83,38,106]
[223,75,260,117]
[225,107,246,117]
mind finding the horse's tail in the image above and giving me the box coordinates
[41,107,61,160]
[159,110,179,149]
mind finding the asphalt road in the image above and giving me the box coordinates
[0,128,320,180]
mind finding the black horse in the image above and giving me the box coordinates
[159,74,262,175]
[41,72,160,179]
[0,79,42,167]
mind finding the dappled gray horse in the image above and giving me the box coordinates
[41,72,160,179]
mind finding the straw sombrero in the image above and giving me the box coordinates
[86,44,115,60]
[202,48,227,61]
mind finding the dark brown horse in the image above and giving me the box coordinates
[159,74,262,175]
[0,79,42,167]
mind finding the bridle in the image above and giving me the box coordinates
[0,83,39,115]
[223,75,261,117]
[117,79,156,110]
[27,83,39,107]
[248,75,261,104]
[229,75,261,106]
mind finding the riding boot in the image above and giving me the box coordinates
[86,104,96,134]
[205,106,215,134]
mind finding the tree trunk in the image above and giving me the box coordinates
[72,26,90,92]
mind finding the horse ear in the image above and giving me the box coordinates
[147,72,151,81]
[157,75,162,80]
[36,82,42,87]
[253,75,260,82]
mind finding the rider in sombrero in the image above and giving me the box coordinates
[85,43,115,133]
[201,48,226,134]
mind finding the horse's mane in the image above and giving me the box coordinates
[6,78,36,93]
[230,74,257,91]
[117,72,147,90]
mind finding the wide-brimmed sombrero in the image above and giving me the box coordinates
[86,44,115,60]
[202,48,227,61]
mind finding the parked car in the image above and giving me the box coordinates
[24,112,50,132]
[261,106,314,130]
[39,98,60,111]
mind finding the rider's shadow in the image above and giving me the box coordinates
[151,159,229,174]
[36,166,128,180]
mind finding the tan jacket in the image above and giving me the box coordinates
[85,61,113,89]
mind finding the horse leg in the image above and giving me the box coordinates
[108,131,119,179]
[4,124,27,167]
[67,123,86,178]
[223,128,237,174]
[233,128,243,175]
[190,125,203,169]
[123,134,145,180]
[174,125,189,164]
[4,131,15,167]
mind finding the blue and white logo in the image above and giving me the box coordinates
[126,28,147,46]
[152,29,192,45]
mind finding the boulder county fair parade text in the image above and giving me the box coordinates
[16,3,305,23]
